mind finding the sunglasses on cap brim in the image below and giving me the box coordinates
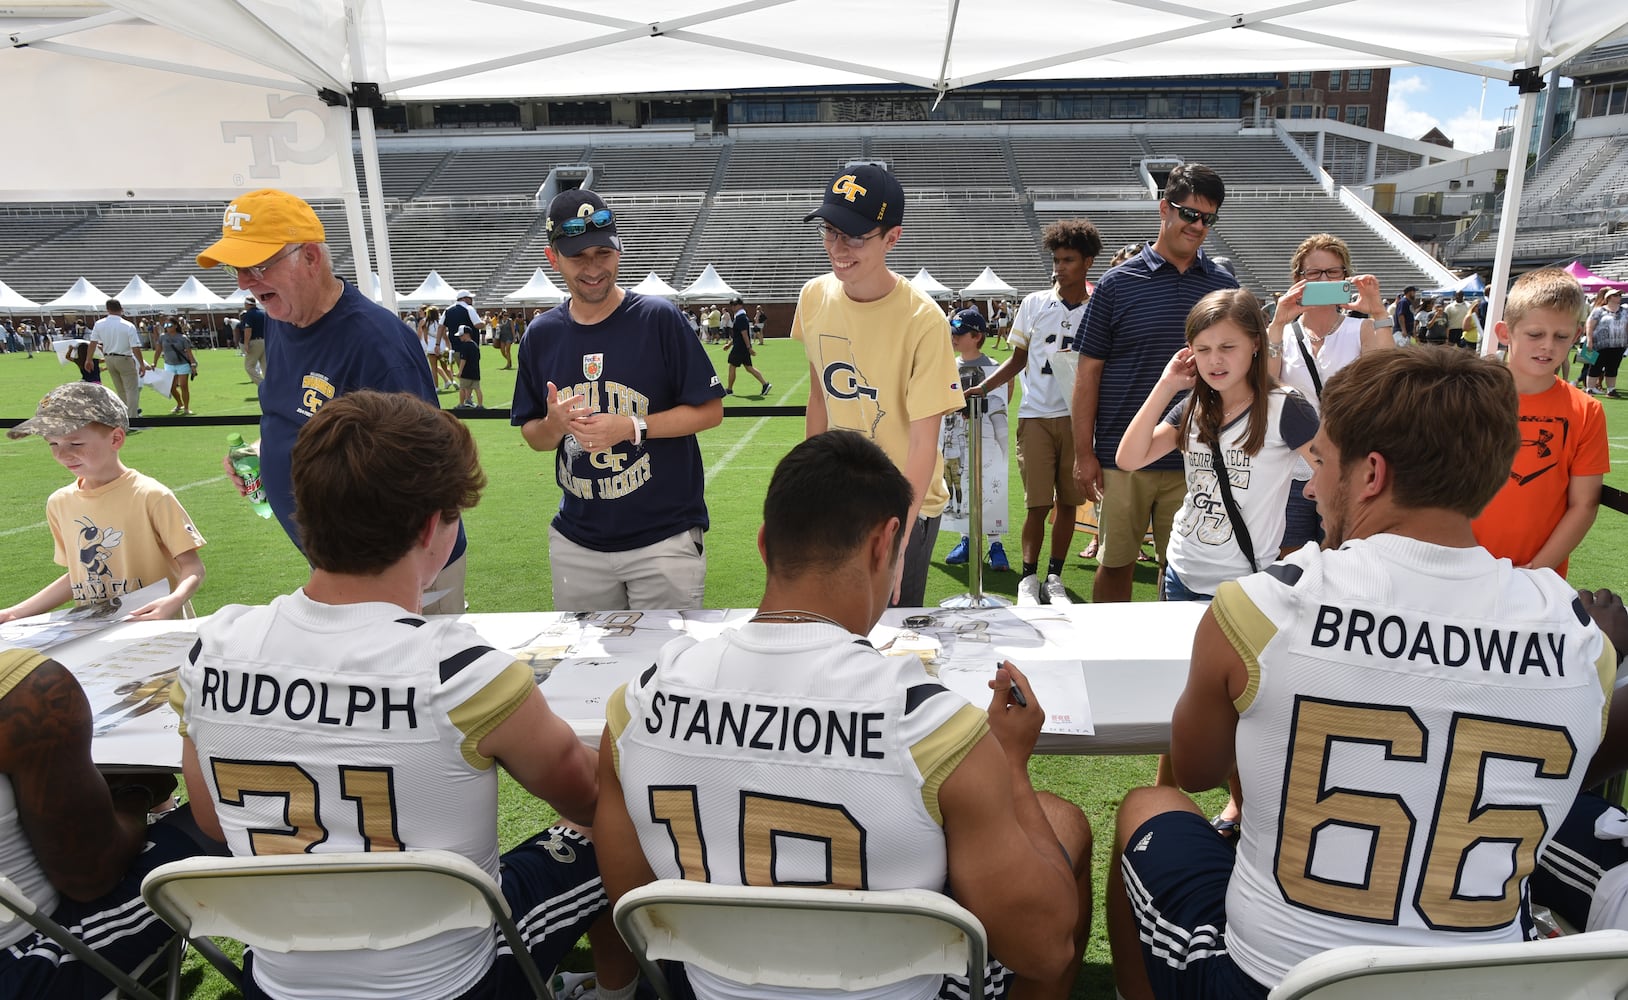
[552,208,614,241]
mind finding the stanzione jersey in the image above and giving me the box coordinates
[609,621,987,1000]
[173,592,536,1000]
[1211,535,1615,987]
[792,274,965,518]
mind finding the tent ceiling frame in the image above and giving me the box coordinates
[7,9,134,44]
[22,39,310,91]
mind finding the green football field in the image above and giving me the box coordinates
[2,337,1625,998]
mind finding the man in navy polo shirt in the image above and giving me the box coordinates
[1070,163,1239,603]
[239,295,266,384]
[198,188,469,615]
[512,189,724,612]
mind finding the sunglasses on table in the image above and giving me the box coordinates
[1166,201,1219,227]
[552,208,615,241]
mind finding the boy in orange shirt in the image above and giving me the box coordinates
[1472,269,1608,577]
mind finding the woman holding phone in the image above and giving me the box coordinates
[1265,234,1392,556]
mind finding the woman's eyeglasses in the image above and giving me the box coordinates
[1297,267,1346,280]
[1166,201,1219,227]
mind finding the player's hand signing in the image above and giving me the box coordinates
[986,660,1043,767]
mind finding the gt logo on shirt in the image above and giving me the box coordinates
[299,372,336,416]
[822,362,880,401]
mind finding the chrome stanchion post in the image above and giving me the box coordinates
[942,363,1010,609]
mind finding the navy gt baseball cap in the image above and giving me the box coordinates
[804,164,905,237]
[950,308,987,334]
[546,189,622,256]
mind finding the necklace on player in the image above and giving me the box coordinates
[752,609,847,629]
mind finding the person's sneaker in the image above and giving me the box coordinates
[169,405,183,415]
[761,381,772,395]
[723,387,733,396]
[945,535,971,565]
[1610,389,1622,399]
[1016,573,1043,606]
[549,971,598,999]
[1043,574,1072,605]
[987,541,1010,572]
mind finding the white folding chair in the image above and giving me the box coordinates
[0,875,165,1000]
[613,880,989,1000]
[1268,928,1628,1000]
[139,850,551,1000]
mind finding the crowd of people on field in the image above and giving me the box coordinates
[0,161,1623,1000]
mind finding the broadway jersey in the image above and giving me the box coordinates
[1212,535,1615,987]
[173,592,536,1000]
[610,620,987,1000]
[512,292,724,552]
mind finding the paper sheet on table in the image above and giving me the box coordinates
[937,658,1093,736]
[0,580,172,652]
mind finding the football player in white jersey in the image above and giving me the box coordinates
[1106,348,1617,1000]
[594,430,1093,999]
[175,392,639,1000]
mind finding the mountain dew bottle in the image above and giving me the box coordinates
[226,433,273,519]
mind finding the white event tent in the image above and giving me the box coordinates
[4,1,1628,327]
[960,267,1019,299]
[398,270,458,310]
[630,272,683,300]
[503,268,567,306]
[42,278,110,315]
[908,268,954,300]
[680,264,741,302]
[166,276,230,311]
[112,275,171,314]
[0,279,41,316]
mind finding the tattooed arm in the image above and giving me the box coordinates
[0,659,157,901]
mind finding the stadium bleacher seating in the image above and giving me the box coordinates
[1,122,1457,307]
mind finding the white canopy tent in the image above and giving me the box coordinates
[908,268,955,300]
[4,1,1628,326]
[42,277,110,315]
[680,264,741,302]
[960,267,1020,299]
[398,270,458,310]
[112,275,171,314]
[365,272,405,305]
[630,272,683,300]
[503,267,567,306]
[166,276,230,312]
[0,279,41,316]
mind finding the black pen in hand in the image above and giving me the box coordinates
[1001,662,1028,708]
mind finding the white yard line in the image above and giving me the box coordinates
[704,374,807,482]
[0,475,225,538]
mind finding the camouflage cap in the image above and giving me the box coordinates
[7,382,129,439]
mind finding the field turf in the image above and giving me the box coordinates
[2,336,1625,998]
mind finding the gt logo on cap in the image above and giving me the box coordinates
[223,205,252,231]
[831,175,868,203]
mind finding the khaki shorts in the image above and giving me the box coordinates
[1017,416,1086,509]
[1098,468,1185,569]
[458,377,479,391]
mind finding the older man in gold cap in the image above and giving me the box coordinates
[198,188,468,614]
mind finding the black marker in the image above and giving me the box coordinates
[1001,663,1028,708]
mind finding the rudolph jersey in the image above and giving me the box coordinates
[173,591,536,1000]
[0,651,56,950]
[1211,535,1615,987]
[792,274,965,519]
[609,621,988,1000]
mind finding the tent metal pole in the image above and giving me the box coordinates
[336,115,376,302]
[22,41,306,91]
[1486,85,1538,349]
[355,107,396,310]
[7,10,135,45]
